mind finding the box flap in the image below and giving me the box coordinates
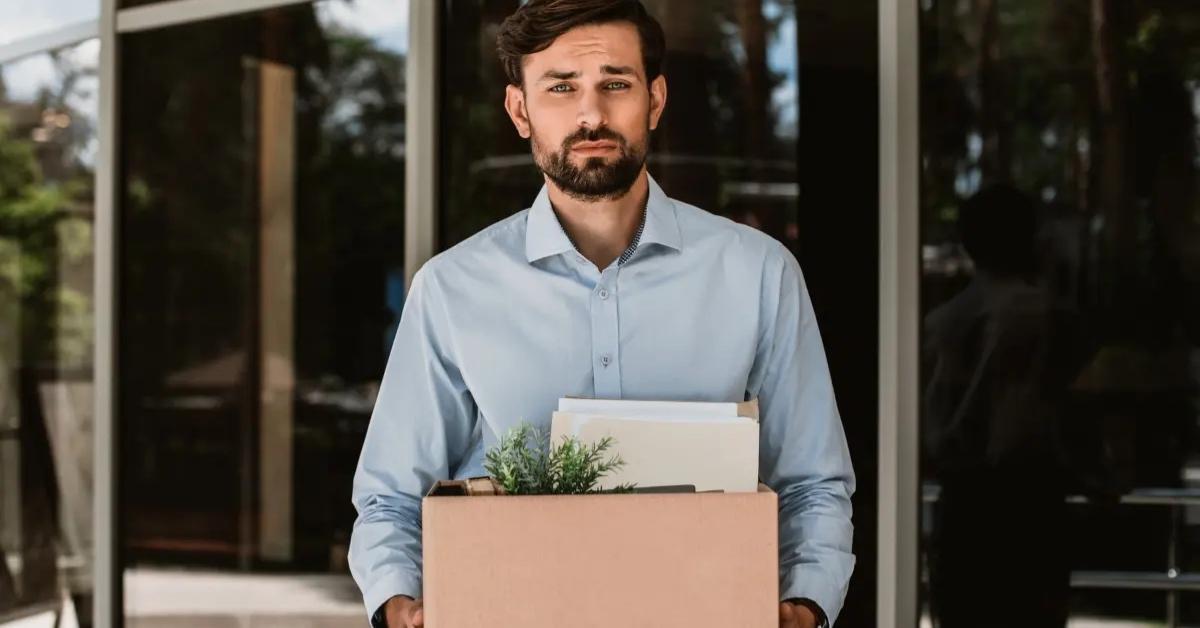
[628,484,698,494]
[426,476,505,497]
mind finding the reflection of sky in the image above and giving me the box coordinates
[0,0,98,46]
[765,0,798,140]
[1,39,100,167]
[316,0,409,54]
[2,39,99,112]
[1191,80,1200,169]
[314,0,409,136]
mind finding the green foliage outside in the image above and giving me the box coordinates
[0,105,94,371]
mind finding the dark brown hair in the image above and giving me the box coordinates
[496,0,666,88]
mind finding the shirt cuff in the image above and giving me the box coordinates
[781,565,848,627]
[361,569,422,627]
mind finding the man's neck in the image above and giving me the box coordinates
[546,169,649,270]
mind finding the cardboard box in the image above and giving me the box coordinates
[422,479,779,627]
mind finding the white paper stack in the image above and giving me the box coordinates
[549,397,761,493]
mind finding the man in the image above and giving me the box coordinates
[349,1,855,626]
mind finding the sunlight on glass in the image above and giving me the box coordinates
[316,0,409,54]
[0,0,98,46]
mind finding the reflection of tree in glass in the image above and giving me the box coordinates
[120,5,407,385]
[921,0,1200,326]
[649,0,796,228]
[296,16,406,386]
[652,0,794,161]
[0,48,96,371]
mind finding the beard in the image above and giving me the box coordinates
[531,124,647,202]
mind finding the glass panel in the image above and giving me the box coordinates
[0,0,98,46]
[0,38,98,625]
[118,1,406,624]
[920,0,1200,625]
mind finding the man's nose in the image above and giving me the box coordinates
[576,87,607,129]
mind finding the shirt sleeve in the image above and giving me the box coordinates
[348,263,478,625]
[749,243,857,626]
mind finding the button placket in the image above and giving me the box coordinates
[590,267,621,398]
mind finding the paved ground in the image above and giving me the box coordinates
[1,569,364,628]
[124,568,364,627]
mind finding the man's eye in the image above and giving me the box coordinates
[549,84,572,93]
[605,82,630,90]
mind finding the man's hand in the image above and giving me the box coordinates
[779,600,818,628]
[384,595,424,627]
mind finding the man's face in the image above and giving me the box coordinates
[504,22,667,201]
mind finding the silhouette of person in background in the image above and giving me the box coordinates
[923,184,1075,628]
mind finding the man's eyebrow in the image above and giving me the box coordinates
[538,69,579,81]
[601,64,637,76]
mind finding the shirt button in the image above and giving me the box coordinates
[598,288,609,299]
[600,354,611,367]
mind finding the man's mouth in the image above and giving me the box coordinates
[571,141,618,154]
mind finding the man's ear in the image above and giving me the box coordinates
[504,84,531,139]
[648,74,668,130]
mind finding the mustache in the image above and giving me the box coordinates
[561,126,627,151]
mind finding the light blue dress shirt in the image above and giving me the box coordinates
[349,174,856,625]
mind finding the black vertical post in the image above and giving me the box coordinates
[793,3,880,626]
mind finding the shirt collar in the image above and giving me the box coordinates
[524,173,682,264]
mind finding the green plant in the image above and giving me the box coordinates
[484,421,637,495]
